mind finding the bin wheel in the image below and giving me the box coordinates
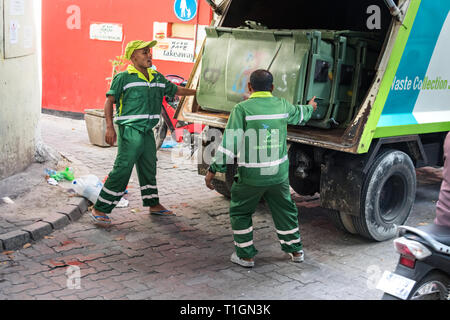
[352,149,416,241]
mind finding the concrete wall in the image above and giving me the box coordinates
[0,0,41,180]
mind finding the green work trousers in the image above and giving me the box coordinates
[230,178,302,259]
[94,125,159,213]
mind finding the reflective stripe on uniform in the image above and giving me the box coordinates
[123,82,166,91]
[102,187,125,197]
[97,196,119,206]
[140,185,157,191]
[234,240,254,248]
[245,113,289,121]
[238,155,288,168]
[279,238,301,246]
[142,194,159,200]
[276,227,299,235]
[218,146,236,159]
[233,226,253,235]
[115,114,160,121]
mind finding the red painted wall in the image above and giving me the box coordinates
[42,0,212,114]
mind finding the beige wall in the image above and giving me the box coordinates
[0,0,41,180]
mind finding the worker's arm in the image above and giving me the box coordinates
[205,170,216,190]
[104,95,117,146]
[176,86,197,96]
[287,96,317,126]
[161,74,196,98]
[104,72,124,146]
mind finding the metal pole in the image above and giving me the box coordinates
[383,0,402,20]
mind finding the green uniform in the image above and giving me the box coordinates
[210,91,313,259]
[94,65,178,214]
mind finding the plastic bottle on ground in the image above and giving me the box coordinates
[72,175,103,203]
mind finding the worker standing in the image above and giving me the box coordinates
[91,40,196,225]
[205,70,317,267]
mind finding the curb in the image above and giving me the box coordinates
[0,197,90,251]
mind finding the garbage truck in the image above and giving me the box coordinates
[173,0,450,241]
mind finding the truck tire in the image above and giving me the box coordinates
[328,210,347,232]
[153,117,168,150]
[328,210,358,234]
[340,212,358,234]
[352,149,416,241]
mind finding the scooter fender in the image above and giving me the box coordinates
[392,259,437,284]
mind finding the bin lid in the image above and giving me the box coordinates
[197,27,311,112]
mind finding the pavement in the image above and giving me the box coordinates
[0,113,443,300]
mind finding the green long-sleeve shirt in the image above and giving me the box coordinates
[209,91,314,186]
[107,65,178,132]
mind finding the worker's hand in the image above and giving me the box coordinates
[308,96,318,112]
[205,171,216,190]
[105,126,117,146]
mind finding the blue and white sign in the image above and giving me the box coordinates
[174,0,197,22]
[379,0,450,128]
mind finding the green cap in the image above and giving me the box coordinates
[125,40,157,60]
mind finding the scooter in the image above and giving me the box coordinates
[378,224,450,300]
[153,74,204,150]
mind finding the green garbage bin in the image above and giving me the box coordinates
[197,26,380,129]
[305,31,380,129]
[197,27,311,112]
[331,32,380,128]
